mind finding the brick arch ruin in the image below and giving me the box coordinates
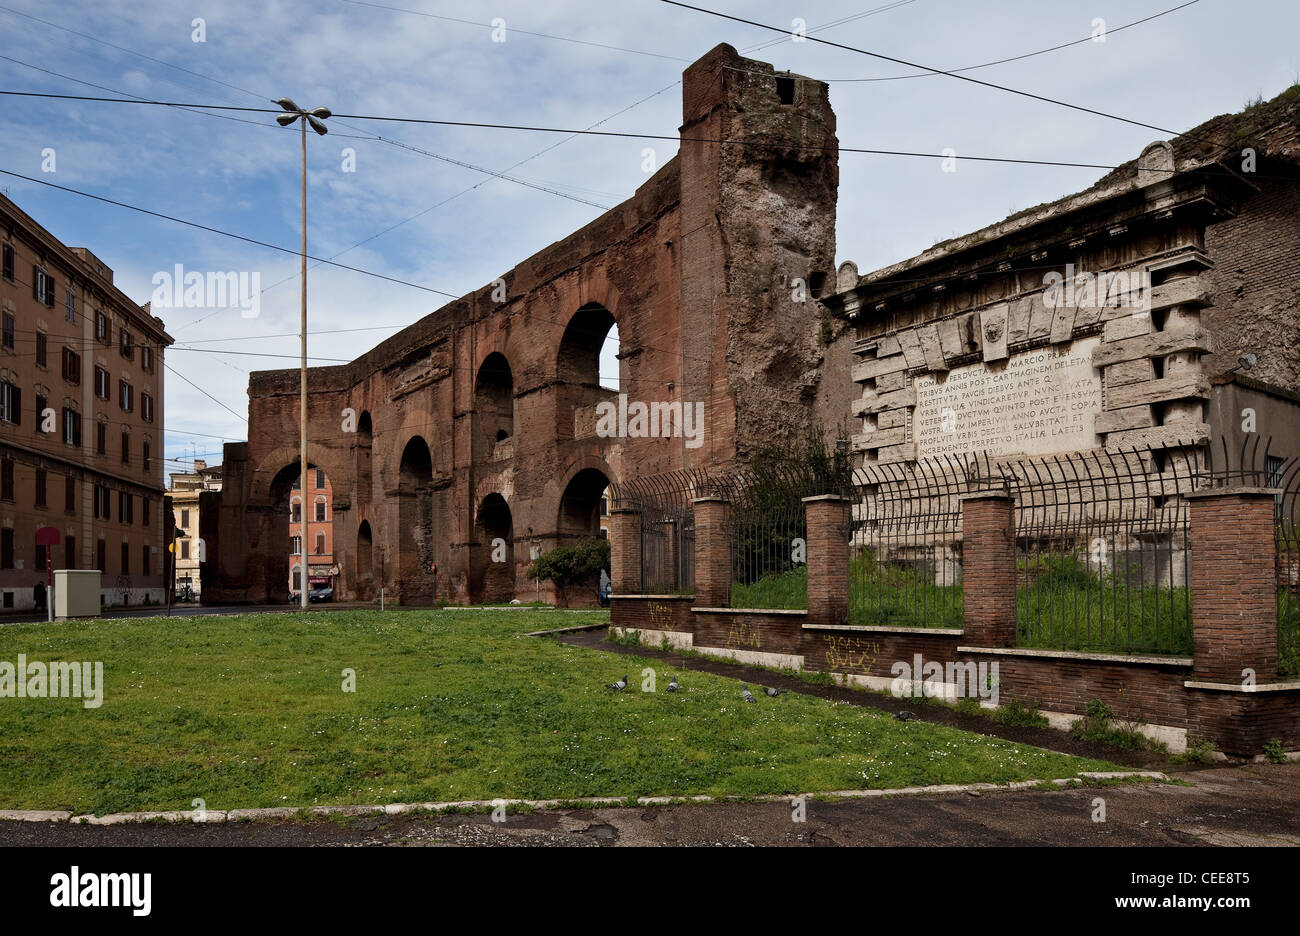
[203,43,851,605]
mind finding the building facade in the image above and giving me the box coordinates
[169,458,221,600]
[288,468,334,598]
[0,192,173,611]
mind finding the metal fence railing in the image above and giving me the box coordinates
[609,469,700,594]
[1005,446,1195,656]
[849,455,968,627]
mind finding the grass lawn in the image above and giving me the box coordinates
[0,609,1119,814]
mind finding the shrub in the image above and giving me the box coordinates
[528,536,609,588]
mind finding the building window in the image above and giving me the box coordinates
[1,244,12,283]
[181,508,190,528]
[36,543,47,572]
[96,421,106,455]
[0,529,12,569]
[141,393,153,423]
[141,346,153,373]
[61,347,81,385]
[33,267,55,306]
[315,499,326,522]
[65,476,75,513]
[0,381,20,424]
[95,311,109,344]
[94,366,109,399]
[119,380,133,412]
[35,468,46,508]
[291,502,301,523]
[1,311,13,351]
[35,332,47,368]
[119,491,134,524]
[65,287,76,325]
[181,540,190,560]
[120,430,130,465]
[120,542,130,575]
[95,538,105,573]
[93,484,110,520]
[141,545,150,577]
[290,535,302,555]
[315,468,325,489]
[143,440,151,472]
[120,329,133,360]
[62,408,81,447]
[315,532,325,555]
[142,496,150,527]
[1,458,12,501]
[65,535,76,569]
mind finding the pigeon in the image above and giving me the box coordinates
[894,710,916,721]
[763,686,781,698]
[741,686,756,703]
[607,674,628,691]
[666,676,678,693]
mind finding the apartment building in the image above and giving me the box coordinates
[0,192,173,611]
[169,458,222,600]
[288,468,334,598]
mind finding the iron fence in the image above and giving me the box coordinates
[609,469,701,594]
[848,455,969,627]
[1005,446,1195,656]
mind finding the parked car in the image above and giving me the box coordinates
[309,585,333,603]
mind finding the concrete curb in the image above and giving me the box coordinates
[0,771,1170,825]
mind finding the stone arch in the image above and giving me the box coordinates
[555,303,618,440]
[557,465,612,542]
[354,409,373,505]
[473,352,514,462]
[396,435,435,603]
[470,492,514,603]
[356,519,373,582]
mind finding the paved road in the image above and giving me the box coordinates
[0,765,1296,846]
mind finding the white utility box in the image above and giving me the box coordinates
[54,570,102,620]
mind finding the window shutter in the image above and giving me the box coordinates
[32,265,40,300]
[12,386,19,426]
[46,274,56,307]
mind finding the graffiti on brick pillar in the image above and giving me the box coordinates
[649,602,672,630]
[823,635,879,671]
[727,617,761,650]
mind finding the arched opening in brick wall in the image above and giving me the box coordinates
[558,467,610,542]
[355,410,373,504]
[556,303,618,440]
[356,519,373,593]
[397,436,435,603]
[473,353,514,463]
[470,492,514,603]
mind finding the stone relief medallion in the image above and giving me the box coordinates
[984,321,1004,344]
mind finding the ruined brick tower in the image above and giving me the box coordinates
[203,44,848,605]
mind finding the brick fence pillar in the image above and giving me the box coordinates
[692,496,731,607]
[609,508,642,596]
[803,495,850,626]
[960,489,1016,647]
[1186,487,1279,683]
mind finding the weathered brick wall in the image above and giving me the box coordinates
[208,44,845,605]
[1204,173,1300,391]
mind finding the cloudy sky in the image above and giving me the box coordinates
[0,0,1296,477]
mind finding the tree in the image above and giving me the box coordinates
[529,536,610,592]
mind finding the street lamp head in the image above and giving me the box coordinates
[276,97,300,113]
[308,106,332,120]
[307,115,329,136]
[275,112,299,127]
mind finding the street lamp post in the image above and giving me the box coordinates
[276,98,330,611]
